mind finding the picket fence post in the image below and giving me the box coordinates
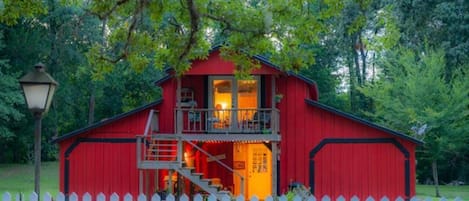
[321,195,331,201]
[250,195,259,201]
[306,195,317,201]
[83,192,92,201]
[43,192,52,201]
[381,196,391,201]
[278,194,287,201]
[220,194,230,201]
[137,193,146,201]
[150,193,160,201]
[165,193,175,201]
[336,195,345,201]
[110,193,119,201]
[97,193,106,201]
[206,194,216,201]
[193,194,203,201]
[56,192,65,201]
[2,192,11,201]
[1,192,468,201]
[29,192,37,201]
[124,193,132,201]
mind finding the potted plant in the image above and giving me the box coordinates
[275,94,284,103]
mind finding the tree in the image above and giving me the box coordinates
[82,0,343,77]
[360,47,469,197]
[393,0,469,72]
[0,36,24,140]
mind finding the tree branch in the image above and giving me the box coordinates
[176,0,200,65]
[201,13,265,35]
[98,0,146,64]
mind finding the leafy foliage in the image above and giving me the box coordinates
[0,0,47,25]
[360,47,469,184]
[0,51,24,139]
[84,0,344,78]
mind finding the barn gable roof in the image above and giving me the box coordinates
[51,99,163,143]
[305,99,423,145]
[153,54,320,101]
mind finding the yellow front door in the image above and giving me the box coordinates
[233,143,272,199]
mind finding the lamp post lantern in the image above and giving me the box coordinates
[19,63,58,198]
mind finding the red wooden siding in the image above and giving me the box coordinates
[186,51,282,75]
[59,106,154,196]
[276,75,416,198]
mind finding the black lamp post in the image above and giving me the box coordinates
[19,63,58,198]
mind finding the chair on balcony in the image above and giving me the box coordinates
[249,111,271,132]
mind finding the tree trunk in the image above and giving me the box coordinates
[347,54,357,113]
[432,160,441,197]
[358,34,367,84]
[352,36,362,86]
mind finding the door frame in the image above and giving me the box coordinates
[208,76,261,110]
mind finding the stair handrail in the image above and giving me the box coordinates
[143,109,158,136]
[182,137,245,196]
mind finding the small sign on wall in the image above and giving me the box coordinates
[233,161,245,170]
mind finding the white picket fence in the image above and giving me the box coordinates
[1,192,464,201]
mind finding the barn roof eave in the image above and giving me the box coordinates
[51,99,163,144]
[305,99,424,145]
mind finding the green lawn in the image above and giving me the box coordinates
[1,162,468,200]
[416,185,469,200]
[0,162,59,196]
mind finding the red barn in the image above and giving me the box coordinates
[53,49,422,200]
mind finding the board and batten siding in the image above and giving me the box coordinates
[276,76,417,200]
[58,97,172,197]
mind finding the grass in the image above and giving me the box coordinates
[1,162,468,200]
[0,161,59,196]
[416,185,469,200]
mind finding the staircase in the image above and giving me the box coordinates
[137,135,236,198]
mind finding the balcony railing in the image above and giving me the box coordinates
[175,108,279,134]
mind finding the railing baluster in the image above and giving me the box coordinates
[178,108,278,134]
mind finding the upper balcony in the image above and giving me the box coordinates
[176,108,279,134]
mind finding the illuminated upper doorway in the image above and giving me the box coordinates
[208,76,259,130]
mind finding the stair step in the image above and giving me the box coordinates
[152,144,176,146]
[182,166,195,170]
[210,184,223,188]
[192,173,203,177]
[147,149,177,152]
[201,179,212,183]
[147,154,176,157]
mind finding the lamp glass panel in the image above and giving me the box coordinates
[44,84,56,112]
[22,83,50,111]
